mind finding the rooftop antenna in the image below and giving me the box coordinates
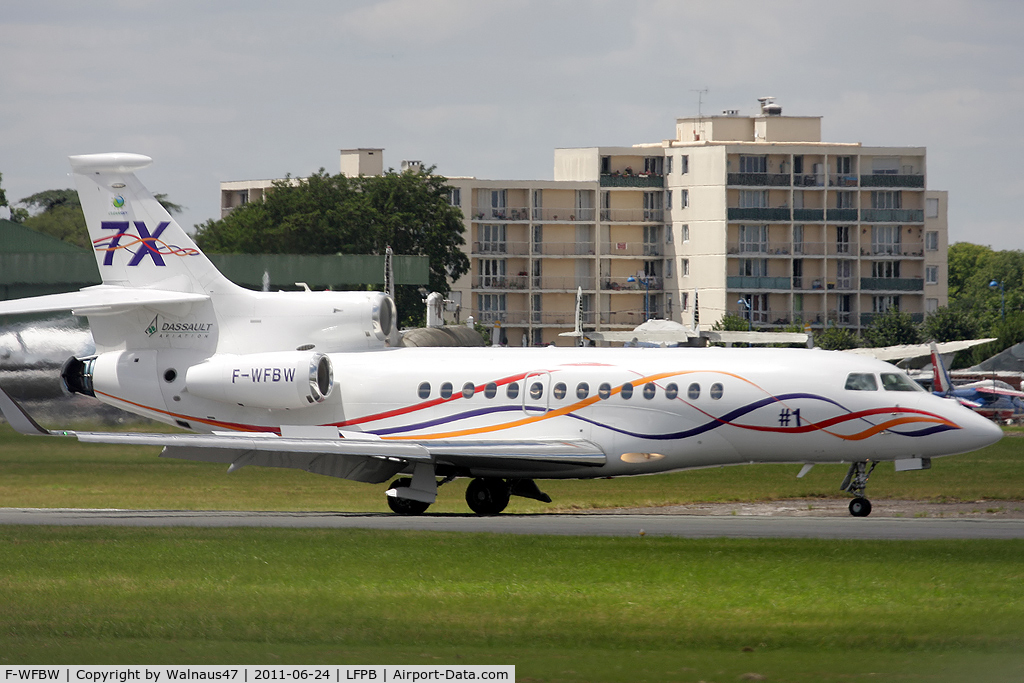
[690,87,709,140]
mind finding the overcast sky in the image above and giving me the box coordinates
[2,1,1022,249]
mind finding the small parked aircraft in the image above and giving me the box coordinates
[929,342,1024,421]
[0,154,1004,517]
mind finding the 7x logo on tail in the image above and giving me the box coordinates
[94,221,199,266]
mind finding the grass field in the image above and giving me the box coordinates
[1,526,1023,682]
[1,422,1023,680]
[1,423,1023,512]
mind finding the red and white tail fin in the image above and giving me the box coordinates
[930,341,952,396]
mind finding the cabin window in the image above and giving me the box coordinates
[643,383,656,400]
[462,382,475,398]
[687,383,700,400]
[530,382,544,400]
[710,383,723,400]
[417,382,431,399]
[621,383,634,400]
[881,372,922,392]
[440,382,453,399]
[665,383,678,400]
[844,373,878,391]
[598,383,612,399]
[553,382,567,400]
[484,382,497,399]
[576,382,590,399]
[506,382,520,399]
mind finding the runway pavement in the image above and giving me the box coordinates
[2,507,1024,540]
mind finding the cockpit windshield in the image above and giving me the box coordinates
[845,373,878,391]
[880,372,925,392]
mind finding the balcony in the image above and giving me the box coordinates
[829,174,860,187]
[793,174,825,187]
[825,208,858,221]
[860,242,925,257]
[472,309,530,326]
[599,208,665,222]
[727,241,793,256]
[531,276,597,291]
[601,277,662,292]
[727,173,791,187]
[861,209,924,223]
[602,241,661,257]
[792,208,824,221]
[530,310,593,326]
[531,207,596,222]
[860,174,925,188]
[860,277,924,292]
[727,207,791,221]
[472,241,530,255]
[600,309,662,325]
[532,241,596,256]
[473,275,529,290]
[726,276,792,290]
[729,309,827,326]
[599,173,665,188]
[793,278,852,291]
[472,206,531,221]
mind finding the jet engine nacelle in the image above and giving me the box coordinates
[185,352,334,409]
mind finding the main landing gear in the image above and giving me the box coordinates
[385,476,552,516]
[840,461,877,517]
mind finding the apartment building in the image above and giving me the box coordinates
[220,104,948,345]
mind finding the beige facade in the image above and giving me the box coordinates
[219,105,949,345]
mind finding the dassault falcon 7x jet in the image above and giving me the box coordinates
[0,154,1003,516]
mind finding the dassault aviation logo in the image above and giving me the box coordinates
[94,220,200,267]
[144,314,215,339]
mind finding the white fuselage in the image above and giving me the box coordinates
[88,344,1002,480]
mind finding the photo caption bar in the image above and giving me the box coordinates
[1,667,513,683]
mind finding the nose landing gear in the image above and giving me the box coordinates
[840,461,877,517]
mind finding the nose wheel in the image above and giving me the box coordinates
[840,461,877,517]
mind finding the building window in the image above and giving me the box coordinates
[479,224,506,253]
[740,258,768,277]
[479,259,506,287]
[836,225,850,254]
[740,225,768,253]
[665,259,673,278]
[872,261,900,278]
[871,225,902,255]
[601,156,611,174]
[665,156,673,175]
[926,298,939,313]
[836,191,855,209]
[680,155,689,175]
[926,265,938,285]
[680,189,689,208]
[665,190,672,210]
[872,295,900,313]
[793,224,804,254]
[871,191,902,210]
[835,156,853,175]
[739,155,767,173]
[682,259,690,277]
[926,231,939,251]
[643,191,663,221]
[682,224,689,242]
[739,190,768,208]
[926,198,939,218]
[448,187,461,207]
[680,292,688,311]
[665,225,673,243]
[644,156,664,175]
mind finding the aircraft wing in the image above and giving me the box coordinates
[846,338,998,362]
[0,384,605,483]
[0,285,209,317]
[971,385,1024,398]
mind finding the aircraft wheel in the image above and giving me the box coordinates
[849,497,872,517]
[465,478,510,515]
[386,478,430,516]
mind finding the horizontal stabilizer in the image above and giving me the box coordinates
[0,285,209,317]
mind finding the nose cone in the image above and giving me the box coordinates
[954,403,1004,452]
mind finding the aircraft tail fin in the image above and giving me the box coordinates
[70,153,233,294]
[930,341,953,396]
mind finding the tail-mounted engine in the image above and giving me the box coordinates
[185,351,334,409]
[61,355,97,396]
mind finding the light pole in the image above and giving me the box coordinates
[627,275,651,320]
[990,280,1005,321]
[737,298,751,331]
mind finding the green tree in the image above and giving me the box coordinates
[862,309,922,347]
[15,189,183,248]
[921,306,979,343]
[815,326,861,351]
[194,167,470,328]
[0,172,7,213]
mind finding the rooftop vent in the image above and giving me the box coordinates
[401,160,423,173]
[757,97,782,116]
